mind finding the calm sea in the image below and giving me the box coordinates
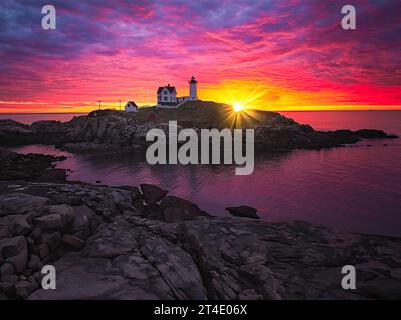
[5,110,401,236]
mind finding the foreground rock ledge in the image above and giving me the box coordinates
[1,181,401,300]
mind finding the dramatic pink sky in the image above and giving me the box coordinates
[1,0,401,112]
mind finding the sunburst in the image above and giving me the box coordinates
[233,102,243,112]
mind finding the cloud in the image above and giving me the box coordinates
[0,0,400,111]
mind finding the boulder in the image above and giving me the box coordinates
[27,255,42,271]
[61,234,85,250]
[0,274,19,295]
[83,220,138,259]
[68,205,94,240]
[225,206,260,219]
[0,226,11,240]
[145,205,164,220]
[28,255,142,300]
[162,207,190,223]
[0,281,15,296]
[34,243,49,259]
[41,231,61,251]
[0,274,19,285]
[6,215,31,236]
[131,187,145,213]
[14,280,38,299]
[81,195,119,219]
[33,212,70,231]
[6,247,28,274]
[43,204,75,224]
[51,193,82,206]
[89,215,102,235]
[0,194,49,216]
[0,263,14,276]
[22,269,33,278]
[135,233,207,299]
[140,184,168,205]
[147,212,164,220]
[160,196,209,222]
[108,190,136,213]
[31,228,42,244]
[0,235,27,259]
[25,237,35,255]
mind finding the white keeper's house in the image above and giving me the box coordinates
[157,76,198,108]
[124,101,139,112]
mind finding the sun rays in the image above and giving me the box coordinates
[210,80,268,128]
[233,102,243,112]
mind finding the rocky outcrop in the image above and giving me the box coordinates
[29,121,66,133]
[226,205,259,219]
[0,149,66,182]
[0,181,400,300]
[0,120,64,147]
[253,125,397,150]
[0,194,49,216]
[0,188,101,299]
[0,120,33,146]
[140,184,168,205]
[160,196,209,222]
[56,109,400,151]
[0,182,210,299]
[0,104,397,151]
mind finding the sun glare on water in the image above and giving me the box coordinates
[233,102,243,112]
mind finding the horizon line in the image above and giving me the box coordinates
[2,109,401,115]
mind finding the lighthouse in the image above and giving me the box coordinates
[157,76,199,108]
[189,76,197,101]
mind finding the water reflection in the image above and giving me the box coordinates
[9,134,401,237]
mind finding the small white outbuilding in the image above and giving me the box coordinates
[125,101,139,112]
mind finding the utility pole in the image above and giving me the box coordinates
[119,100,121,110]
[97,100,102,110]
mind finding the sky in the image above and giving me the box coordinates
[0,0,401,113]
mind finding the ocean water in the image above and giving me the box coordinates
[6,110,401,236]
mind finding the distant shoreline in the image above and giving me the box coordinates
[280,109,401,112]
[0,112,88,115]
[2,109,401,115]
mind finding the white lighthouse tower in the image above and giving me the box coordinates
[189,76,198,101]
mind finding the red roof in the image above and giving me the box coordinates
[157,85,176,94]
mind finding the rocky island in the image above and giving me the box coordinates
[0,101,397,152]
[0,101,400,300]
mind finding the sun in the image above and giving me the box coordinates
[233,102,243,112]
